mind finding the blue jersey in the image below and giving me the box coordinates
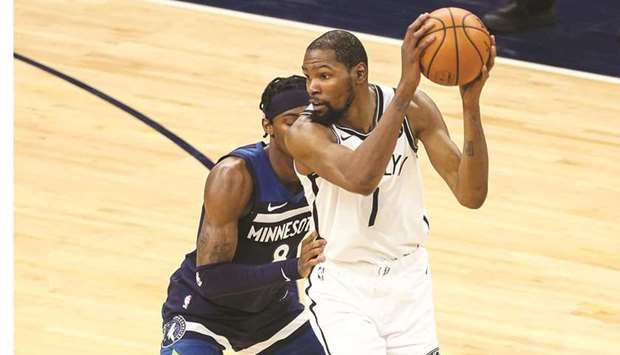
[161,142,311,351]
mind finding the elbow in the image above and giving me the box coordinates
[461,199,485,209]
[459,188,487,209]
[347,176,379,196]
[354,185,377,196]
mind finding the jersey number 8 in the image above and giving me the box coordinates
[273,244,290,262]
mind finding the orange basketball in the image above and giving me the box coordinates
[420,7,491,86]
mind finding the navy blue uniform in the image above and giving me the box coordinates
[161,142,324,354]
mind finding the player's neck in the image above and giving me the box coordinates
[338,84,376,134]
[265,144,302,193]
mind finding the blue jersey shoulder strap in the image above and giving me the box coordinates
[225,142,304,204]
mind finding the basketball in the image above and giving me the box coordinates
[420,7,491,86]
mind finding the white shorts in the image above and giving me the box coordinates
[304,246,439,355]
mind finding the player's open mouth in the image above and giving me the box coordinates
[310,100,326,110]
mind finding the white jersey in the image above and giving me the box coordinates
[297,84,430,265]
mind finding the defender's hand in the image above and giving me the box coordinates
[460,35,496,106]
[399,13,436,95]
[298,231,326,278]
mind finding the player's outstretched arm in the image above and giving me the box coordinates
[410,89,488,209]
[410,37,495,209]
[288,14,436,196]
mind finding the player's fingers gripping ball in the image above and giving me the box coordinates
[419,7,491,86]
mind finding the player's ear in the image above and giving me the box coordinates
[353,62,368,83]
[261,118,273,138]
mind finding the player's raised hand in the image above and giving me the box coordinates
[298,230,326,278]
[399,13,436,95]
[460,35,497,105]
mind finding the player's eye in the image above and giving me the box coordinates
[320,73,331,80]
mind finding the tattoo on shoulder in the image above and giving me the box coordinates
[465,141,474,156]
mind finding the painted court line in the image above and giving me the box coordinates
[14,52,215,170]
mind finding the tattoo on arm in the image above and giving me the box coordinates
[197,229,208,253]
[196,224,237,265]
[204,242,235,263]
[465,141,474,156]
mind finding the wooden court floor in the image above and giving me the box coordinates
[14,0,620,354]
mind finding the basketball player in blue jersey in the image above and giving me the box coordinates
[285,15,496,355]
[160,75,327,355]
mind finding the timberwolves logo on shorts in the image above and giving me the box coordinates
[161,315,187,348]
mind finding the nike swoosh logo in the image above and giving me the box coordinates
[267,202,287,212]
[340,134,352,141]
[281,267,292,282]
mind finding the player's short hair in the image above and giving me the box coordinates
[259,75,307,121]
[306,30,368,70]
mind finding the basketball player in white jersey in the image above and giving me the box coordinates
[284,14,496,355]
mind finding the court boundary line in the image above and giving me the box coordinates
[14,52,215,169]
[152,0,620,85]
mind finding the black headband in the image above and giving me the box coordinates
[265,89,309,121]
